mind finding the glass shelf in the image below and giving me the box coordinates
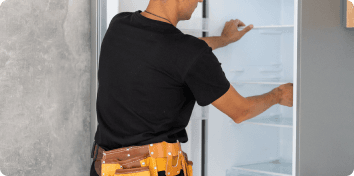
[238,25,294,30]
[176,17,208,32]
[229,159,292,176]
[242,117,293,128]
[230,80,293,85]
[229,114,293,128]
[176,17,294,33]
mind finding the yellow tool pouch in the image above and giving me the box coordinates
[92,140,193,176]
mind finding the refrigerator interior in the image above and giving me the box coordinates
[207,0,296,176]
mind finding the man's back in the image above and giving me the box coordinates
[94,10,230,151]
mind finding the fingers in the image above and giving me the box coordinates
[231,19,246,27]
[229,19,253,34]
[241,24,253,34]
[286,82,293,86]
[223,19,253,42]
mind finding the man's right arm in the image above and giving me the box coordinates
[211,84,281,124]
[239,87,281,123]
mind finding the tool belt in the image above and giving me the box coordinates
[91,140,193,176]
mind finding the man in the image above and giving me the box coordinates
[91,0,293,176]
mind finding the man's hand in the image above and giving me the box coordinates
[198,19,253,50]
[221,19,253,44]
[276,83,293,107]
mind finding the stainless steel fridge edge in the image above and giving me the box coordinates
[295,0,301,175]
[90,0,99,165]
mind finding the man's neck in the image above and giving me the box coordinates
[140,2,179,27]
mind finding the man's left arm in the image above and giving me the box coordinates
[198,36,230,51]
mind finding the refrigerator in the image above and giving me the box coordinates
[94,0,297,176]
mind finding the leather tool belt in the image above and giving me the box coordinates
[91,140,193,176]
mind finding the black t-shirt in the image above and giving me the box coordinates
[94,10,230,151]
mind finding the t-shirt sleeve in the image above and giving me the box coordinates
[184,47,230,107]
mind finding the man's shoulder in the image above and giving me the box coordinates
[117,12,134,18]
[112,12,133,21]
[172,34,212,74]
[175,34,210,53]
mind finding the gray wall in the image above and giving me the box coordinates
[0,0,92,175]
[298,0,354,175]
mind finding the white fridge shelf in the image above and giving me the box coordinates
[242,117,293,128]
[176,17,294,33]
[230,159,292,176]
[238,25,294,30]
[230,80,293,85]
[177,17,208,32]
[229,113,293,128]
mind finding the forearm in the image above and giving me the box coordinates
[198,36,230,50]
[237,88,281,123]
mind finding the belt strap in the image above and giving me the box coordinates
[92,140,190,176]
